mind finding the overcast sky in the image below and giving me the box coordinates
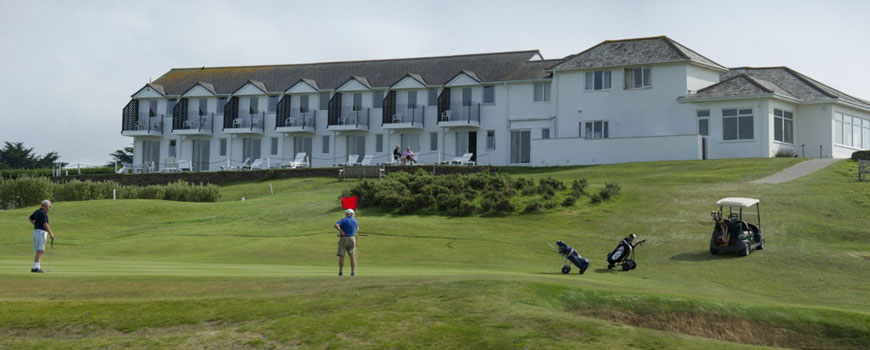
[1,0,868,165]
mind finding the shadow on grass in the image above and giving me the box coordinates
[670,250,741,262]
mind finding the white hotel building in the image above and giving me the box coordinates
[122,36,870,170]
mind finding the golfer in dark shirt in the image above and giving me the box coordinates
[28,200,55,273]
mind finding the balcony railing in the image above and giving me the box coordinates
[174,113,214,133]
[122,113,164,134]
[439,102,480,124]
[385,104,425,126]
[276,110,317,130]
[225,112,265,132]
[329,106,370,128]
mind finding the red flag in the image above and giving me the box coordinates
[341,196,357,210]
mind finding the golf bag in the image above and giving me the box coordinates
[555,241,589,274]
[607,238,645,271]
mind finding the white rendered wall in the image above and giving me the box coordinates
[531,134,702,166]
[685,98,766,159]
[686,65,721,93]
[831,104,870,158]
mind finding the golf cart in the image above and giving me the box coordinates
[710,197,764,256]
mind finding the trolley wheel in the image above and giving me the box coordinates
[561,265,571,274]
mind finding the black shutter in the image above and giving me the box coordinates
[122,99,139,131]
[328,93,341,126]
[382,90,396,125]
[172,98,188,130]
[437,88,451,121]
[223,96,238,129]
[275,95,292,128]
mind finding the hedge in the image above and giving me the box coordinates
[0,167,114,179]
[852,150,870,161]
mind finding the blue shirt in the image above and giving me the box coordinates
[30,208,48,230]
[337,217,358,236]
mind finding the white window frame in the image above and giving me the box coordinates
[542,128,550,139]
[697,110,710,136]
[584,71,611,91]
[773,109,794,144]
[219,138,227,156]
[321,135,330,153]
[486,130,495,150]
[722,108,754,141]
[624,67,652,89]
[533,82,551,102]
[375,134,384,153]
[430,132,438,151]
[835,112,870,149]
[270,137,278,155]
[582,120,609,139]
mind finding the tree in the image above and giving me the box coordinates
[0,142,61,169]
[108,147,133,166]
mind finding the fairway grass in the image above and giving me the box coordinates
[1,158,868,349]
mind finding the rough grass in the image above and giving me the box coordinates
[1,158,868,349]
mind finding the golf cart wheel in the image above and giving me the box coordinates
[710,247,720,255]
[757,236,765,250]
[561,265,571,274]
[739,244,751,257]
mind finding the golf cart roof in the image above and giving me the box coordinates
[716,197,759,208]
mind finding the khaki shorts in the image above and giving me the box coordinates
[336,236,356,257]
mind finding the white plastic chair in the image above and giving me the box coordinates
[245,159,263,170]
[450,153,475,165]
[284,153,308,168]
[178,160,192,172]
[358,154,373,166]
[346,154,359,166]
[162,157,178,172]
[441,110,452,121]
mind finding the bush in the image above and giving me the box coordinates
[572,178,588,193]
[775,148,798,158]
[0,176,52,209]
[0,167,114,179]
[852,150,870,161]
[537,176,565,194]
[590,193,602,204]
[523,201,542,214]
[562,195,577,206]
[599,183,621,200]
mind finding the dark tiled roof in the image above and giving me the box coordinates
[685,67,870,109]
[150,51,549,95]
[551,36,726,71]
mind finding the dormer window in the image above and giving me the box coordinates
[585,71,611,91]
[624,67,651,89]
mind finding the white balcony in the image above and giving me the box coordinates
[438,102,481,128]
[276,110,317,134]
[383,104,425,130]
[173,113,215,136]
[224,112,266,135]
[328,107,369,131]
[122,114,164,137]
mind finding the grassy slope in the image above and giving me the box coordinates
[0,158,868,349]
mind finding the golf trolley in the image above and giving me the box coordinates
[548,241,589,274]
[710,197,764,257]
[607,237,646,271]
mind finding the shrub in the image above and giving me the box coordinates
[523,201,542,214]
[0,177,219,208]
[852,150,870,161]
[562,195,577,206]
[543,201,557,209]
[0,176,52,209]
[775,148,798,158]
[537,176,565,194]
[599,183,621,200]
[572,178,588,193]
[590,193,602,204]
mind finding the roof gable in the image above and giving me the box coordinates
[720,67,870,109]
[336,76,372,92]
[689,74,779,99]
[285,78,319,94]
[445,70,481,87]
[233,80,268,96]
[391,73,427,89]
[552,36,726,71]
[132,83,165,98]
[182,82,216,97]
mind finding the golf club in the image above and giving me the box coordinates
[45,237,53,273]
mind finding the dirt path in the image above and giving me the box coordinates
[750,158,841,184]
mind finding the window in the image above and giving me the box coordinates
[510,130,531,163]
[294,137,313,159]
[407,90,417,107]
[722,108,753,141]
[428,88,438,106]
[242,138,261,160]
[583,121,609,139]
[430,132,438,151]
[319,92,330,110]
[462,87,472,106]
[376,134,383,153]
[219,138,227,156]
[584,71,611,91]
[483,85,495,104]
[217,97,227,113]
[166,98,177,115]
[322,135,330,153]
[249,97,259,114]
[486,130,495,150]
[142,140,160,170]
[542,128,550,139]
[299,95,309,112]
[372,91,384,109]
[624,67,652,88]
[199,99,208,116]
[697,110,710,136]
[533,82,551,102]
[352,93,362,110]
[401,134,420,152]
[774,109,794,143]
[270,137,278,155]
[455,132,468,155]
[168,139,176,157]
[835,112,870,149]
[347,135,366,156]
[149,100,158,117]
[268,96,279,112]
